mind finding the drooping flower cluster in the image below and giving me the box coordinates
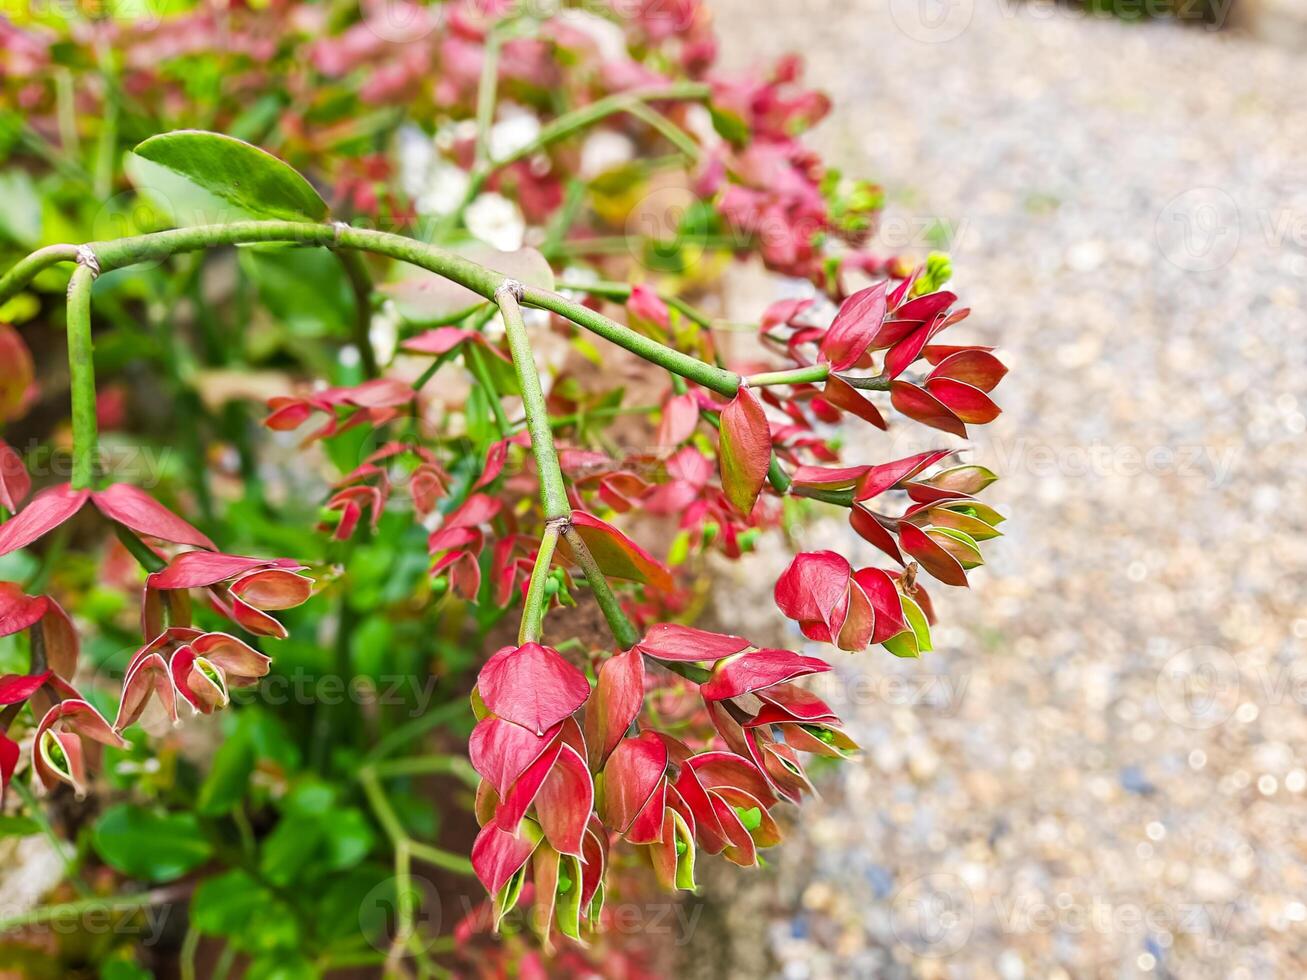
[0,450,313,799]
[467,629,848,938]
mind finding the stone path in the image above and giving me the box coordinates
[692,2,1307,976]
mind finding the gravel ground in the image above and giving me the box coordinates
[688,2,1307,977]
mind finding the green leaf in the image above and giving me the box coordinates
[192,870,300,950]
[928,527,985,569]
[246,952,317,980]
[902,595,932,652]
[239,246,353,339]
[0,814,40,838]
[91,805,213,882]
[708,106,750,147]
[99,960,153,980]
[323,807,377,871]
[125,130,328,227]
[0,170,41,246]
[197,731,255,816]
[260,815,326,886]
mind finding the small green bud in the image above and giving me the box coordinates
[557,871,574,895]
[803,724,838,745]
[733,805,763,832]
[738,528,760,553]
[431,576,449,596]
[675,837,687,857]
[543,578,559,597]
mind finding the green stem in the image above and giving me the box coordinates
[518,521,561,644]
[407,840,476,876]
[747,364,830,387]
[467,346,511,436]
[370,755,479,786]
[520,285,738,396]
[560,524,638,649]
[66,262,98,490]
[0,244,79,300]
[473,28,502,171]
[793,485,856,507]
[115,525,166,572]
[336,248,378,378]
[839,372,892,392]
[560,526,710,683]
[561,279,716,331]
[0,887,184,933]
[497,285,569,520]
[623,100,701,161]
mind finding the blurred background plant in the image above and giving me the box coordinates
[0,1,944,976]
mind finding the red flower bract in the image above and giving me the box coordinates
[476,643,590,736]
[0,483,214,558]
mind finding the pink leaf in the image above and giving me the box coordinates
[852,567,908,643]
[821,376,886,429]
[789,465,869,490]
[533,743,593,857]
[150,552,291,590]
[718,387,771,516]
[856,450,952,501]
[656,392,700,450]
[230,568,314,611]
[0,669,51,705]
[560,511,673,592]
[773,551,852,635]
[472,822,539,896]
[924,378,1001,424]
[0,582,49,638]
[819,282,887,370]
[601,732,667,835]
[0,440,30,512]
[478,643,591,736]
[470,716,560,797]
[848,505,904,564]
[889,382,967,438]
[928,349,1007,392]
[584,647,645,771]
[91,484,215,550]
[898,523,969,587]
[0,484,90,558]
[636,624,751,663]
[700,649,831,701]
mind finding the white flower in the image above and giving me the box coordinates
[489,109,542,163]
[580,130,636,180]
[465,192,525,251]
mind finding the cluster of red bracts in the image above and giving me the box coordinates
[789,451,1005,592]
[0,472,313,799]
[467,626,855,945]
[761,274,1008,440]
